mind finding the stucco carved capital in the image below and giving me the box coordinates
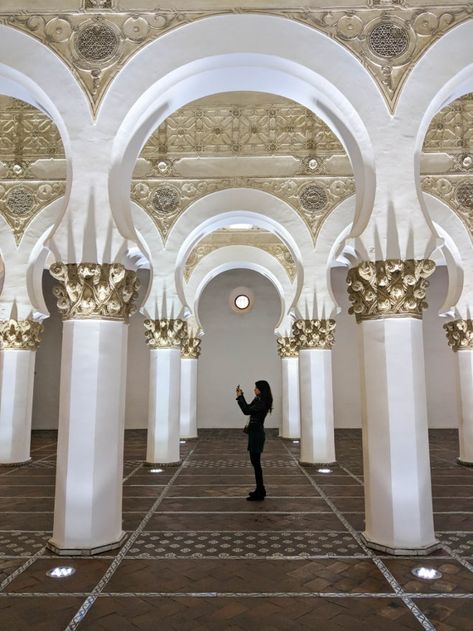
[444,319,473,352]
[0,319,43,351]
[50,263,139,322]
[292,319,336,350]
[346,259,436,323]
[144,319,187,349]
[181,336,202,359]
[277,336,299,358]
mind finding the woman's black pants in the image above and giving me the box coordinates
[249,451,264,491]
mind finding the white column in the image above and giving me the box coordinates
[280,357,301,439]
[180,357,198,439]
[48,320,128,555]
[147,348,181,464]
[299,349,335,465]
[457,350,473,465]
[0,350,36,464]
[359,318,438,555]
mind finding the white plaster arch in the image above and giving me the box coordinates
[103,14,382,242]
[136,187,324,318]
[424,193,473,319]
[185,245,296,336]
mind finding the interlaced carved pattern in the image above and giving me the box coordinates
[0,319,43,351]
[277,336,300,358]
[50,262,139,321]
[292,319,336,350]
[346,259,436,322]
[143,319,187,349]
[181,335,202,359]
[444,319,473,352]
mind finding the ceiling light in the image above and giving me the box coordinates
[317,468,332,474]
[292,440,299,444]
[180,440,186,444]
[46,566,76,578]
[411,566,442,581]
[149,468,163,473]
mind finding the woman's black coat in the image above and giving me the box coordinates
[236,394,268,453]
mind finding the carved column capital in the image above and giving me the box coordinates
[50,263,139,322]
[292,319,336,350]
[277,336,299,358]
[0,319,43,351]
[181,336,202,359]
[346,259,436,323]
[444,319,473,351]
[144,319,187,349]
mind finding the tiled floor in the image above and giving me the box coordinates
[0,429,472,630]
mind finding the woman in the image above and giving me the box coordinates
[236,380,273,501]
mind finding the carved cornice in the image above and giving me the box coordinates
[292,319,336,350]
[0,319,43,350]
[144,319,187,349]
[277,336,299,358]
[0,181,66,244]
[346,259,436,322]
[131,176,355,243]
[181,335,202,359]
[3,8,471,114]
[444,319,473,352]
[50,262,139,321]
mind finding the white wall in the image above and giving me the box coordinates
[331,267,363,428]
[422,266,460,428]
[197,269,282,429]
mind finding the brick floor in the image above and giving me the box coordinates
[0,428,472,629]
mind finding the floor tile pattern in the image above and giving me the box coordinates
[0,428,471,630]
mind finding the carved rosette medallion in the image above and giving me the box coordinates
[50,263,139,322]
[276,336,299,358]
[181,336,202,359]
[444,320,473,352]
[346,259,436,323]
[144,319,187,349]
[292,320,336,350]
[0,319,43,351]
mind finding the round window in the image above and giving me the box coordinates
[234,294,250,310]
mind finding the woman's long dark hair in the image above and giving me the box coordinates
[255,380,273,413]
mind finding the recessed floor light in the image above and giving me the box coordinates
[149,468,163,473]
[411,566,442,581]
[317,468,332,474]
[46,566,76,578]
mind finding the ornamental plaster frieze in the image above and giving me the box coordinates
[0,181,66,244]
[421,175,473,238]
[184,230,297,282]
[346,259,436,322]
[50,262,140,321]
[131,176,355,243]
[276,335,299,358]
[292,319,336,350]
[143,102,343,160]
[181,335,202,359]
[2,7,472,113]
[143,318,187,349]
[444,319,473,352]
[0,319,43,351]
